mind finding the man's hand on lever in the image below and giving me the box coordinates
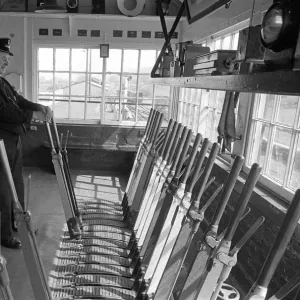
[32,106,53,123]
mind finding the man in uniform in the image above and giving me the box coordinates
[0,37,52,249]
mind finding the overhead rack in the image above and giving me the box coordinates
[150,71,300,96]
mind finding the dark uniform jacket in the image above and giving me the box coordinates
[0,77,39,136]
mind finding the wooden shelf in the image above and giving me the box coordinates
[151,71,300,96]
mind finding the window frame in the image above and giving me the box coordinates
[33,43,172,126]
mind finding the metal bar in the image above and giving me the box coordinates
[178,155,245,300]
[269,270,300,300]
[139,127,192,263]
[150,71,300,95]
[0,140,52,300]
[145,132,200,295]
[45,123,81,239]
[195,163,262,300]
[151,1,185,78]
[0,255,14,300]
[245,189,300,300]
[137,125,186,247]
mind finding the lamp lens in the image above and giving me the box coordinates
[261,5,284,44]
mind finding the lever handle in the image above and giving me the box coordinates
[25,175,32,212]
[148,111,159,144]
[145,109,156,143]
[52,118,62,150]
[159,119,174,156]
[65,130,70,151]
[269,269,300,300]
[171,127,189,171]
[229,216,265,256]
[174,129,193,178]
[164,122,179,160]
[144,108,154,140]
[151,112,163,146]
[199,183,224,214]
[188,138,209,193]
[210,155,245,229]
[168,124,184,165]
[181,132,201,184]
[193,142,220,208]
[256,189,300,289]
[224,163,261,242]
[45,122,56,152]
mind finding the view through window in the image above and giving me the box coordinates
[246,94,300,193]
[37,47,171,124]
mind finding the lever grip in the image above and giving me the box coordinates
[45,122,56,151]
[151,112,163,146]
[52,118,62,149]
[229,216,265,256]
[148,111,159,144]
[144,108,154,139]
[160,119,174,156]
[210,155,245,229]
[164,122,179,160]
[193,142,220,208]
[174,130,193,178]
[188,138,209,193]
[224,163,261,242]
[200,183,224,214]
[168,124,184,165]
[181,131,200,184]
[145,109,156,143]
[257,189,300,289]
[171,126,188,171]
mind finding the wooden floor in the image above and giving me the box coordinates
[1,167,127,300]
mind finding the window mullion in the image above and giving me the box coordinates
[101,56,107,122]
[119,50,124,122]
[84,49,89,120]
[68,49,72,119]
[135,50,141,123]
[52,48,56,114]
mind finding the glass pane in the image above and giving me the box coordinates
[122,75,137,97]
[121,99,136,121]
[214,38,221,50]
[123,50,139,73]
[289,134,300,190]
[38,72,53,94]
[71,49,87,72]
[38,48,53,71]
[138,105,152,122]
[37,97,53,110]
[189,104,195,129]
[86,101,101,120]
[216,91,226,110]
[248,122,270,167]
[107,49,122,72]
[55,49,70,71]
[71,73,86,96]
[54,97,69,119]
[87,74,102,97]
[276,95,298,126]
[205,111,214,140]
[266,127,291,183]
[70,102,85,119]
[222,35,231,50]
[232,33,239,50]
[90,49,103,72]
[105,74,121,97]
[105,100,119,121]
[139,75,154,98]
[54,72,69,95]
[140,50,156,73]
[193,105,200,133]
[255,94,276,121]
[155,85,170,99]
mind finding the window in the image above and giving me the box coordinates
[246,94,300,197]
[36,47,171,125]
[177,32,239,142]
